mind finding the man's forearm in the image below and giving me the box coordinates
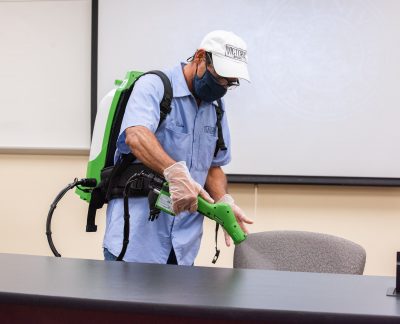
[204,166,228,201]
[125,126,175,175]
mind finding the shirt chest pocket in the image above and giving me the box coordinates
[195,130,217,171]
[161,124,191,164]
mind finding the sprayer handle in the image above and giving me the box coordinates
[197,196,247,245]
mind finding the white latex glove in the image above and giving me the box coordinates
[218,194,254,247]
[163,161,214,214]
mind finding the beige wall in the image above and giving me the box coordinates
[1,153,399,276]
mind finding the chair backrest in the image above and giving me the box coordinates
[234,231,366,274]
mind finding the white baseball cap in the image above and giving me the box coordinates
[199,30,250,82]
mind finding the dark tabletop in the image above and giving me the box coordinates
[0,253,399,323]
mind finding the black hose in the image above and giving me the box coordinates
[116,172,146,261]
[46,178,96,257]
[116,171,166,261]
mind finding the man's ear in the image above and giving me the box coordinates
[194,49,206,63]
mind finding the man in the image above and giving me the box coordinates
[103,30,253,265]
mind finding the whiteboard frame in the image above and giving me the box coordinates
[0,0,91,153]
[92,0,400,186]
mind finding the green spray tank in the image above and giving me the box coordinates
[76,71,144,202]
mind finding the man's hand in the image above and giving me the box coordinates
[163,161,214,214]
[217,194,254,247]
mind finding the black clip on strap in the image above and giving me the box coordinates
[212,223,220,264]
[86,206,98,232]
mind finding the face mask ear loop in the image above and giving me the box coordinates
[206,52,212,66]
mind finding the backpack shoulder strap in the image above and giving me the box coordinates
[142,70,173,128]
[214,99,227,157]
[106,70,173,168]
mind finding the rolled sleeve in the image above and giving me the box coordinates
[116,74,165,154]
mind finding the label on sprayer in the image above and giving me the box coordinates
[155,191,174,215]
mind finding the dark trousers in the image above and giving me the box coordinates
[103,248,178,265]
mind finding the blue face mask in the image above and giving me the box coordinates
[193,68,227,103]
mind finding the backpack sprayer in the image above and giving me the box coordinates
[45,70,247,262]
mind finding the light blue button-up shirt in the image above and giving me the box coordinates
[103,63,231,265]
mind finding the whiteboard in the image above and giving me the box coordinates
[98,0,400,178]
[0,0,91,152]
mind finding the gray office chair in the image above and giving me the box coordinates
[234,231,366,274]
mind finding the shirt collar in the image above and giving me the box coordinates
[170,62,192,98]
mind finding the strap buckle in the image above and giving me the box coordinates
[212,249,221,264]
